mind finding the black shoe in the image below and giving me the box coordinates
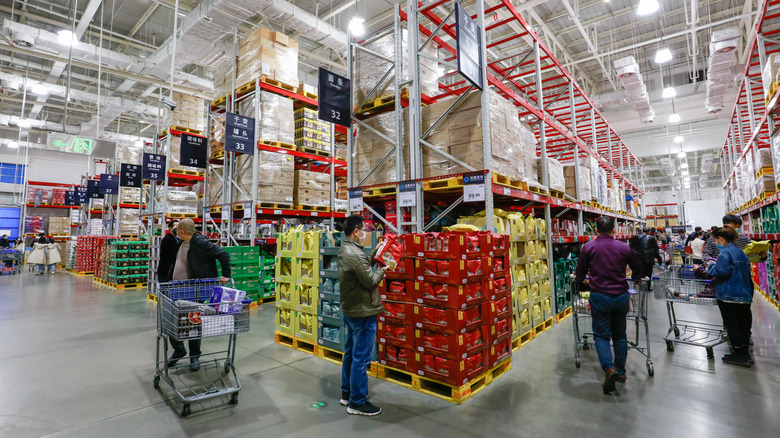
[603,367,619,394]
[347,401,381,416]
[166,349,186,367]
[722,354,752,368]
[190,357,201,372]
[340,391,350,406]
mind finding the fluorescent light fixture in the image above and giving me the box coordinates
[682,170,689,176]
[668,113,681,123]
[673,135,684,143]
[677,151,687,158]
[348,17,365,37]
[655,48,672,64]
[7,140,18,148]
[637,0,660,16]
[30,83,48,95]
[57,29,78,46]
[17,119,31,128]
[662,86,677,98]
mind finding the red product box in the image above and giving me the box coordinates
[378,301,417,326]
[421,232,487,260]
[414,325,489,361]
[490,275,511,301]
[400,234,424,258]
[489,296,512,324]
[489,234,509,256]
[378,320,415,350]
[379,279,419,303]
[412,302,488,335]
[416,258,488,285]
[419,280,489,310]
[488,337,512,368]
[377,343,418,373]
[489,316,513,345]
[490,254,509,278]
[418,350,487,387]
[385,257,416,280]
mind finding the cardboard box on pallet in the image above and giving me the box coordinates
[294,170,330,191]
[236,25,299,89]
[294,188,329,208]
[538,157,565,192]
[417,349,488,387]
[564,165,591,201]
[238,91,295,146]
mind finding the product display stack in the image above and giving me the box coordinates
[70,235,104,274]
[294,107,332,155]
[219,246,261,304]
[25,216,45,235]
[275,228,322,347]
[317,231,347,355]
[552,256,576,320]
[258,250,276,301]
[235,25,299,90]
[294,170,331,210]
[95,240,150,287]
[47,216,70,236]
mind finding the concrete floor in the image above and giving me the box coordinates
[1,272,779,438]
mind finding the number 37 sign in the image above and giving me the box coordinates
[318,68,350,128]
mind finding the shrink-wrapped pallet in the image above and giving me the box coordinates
[538,157,565,192]
[236,26,299,89]
[238,91,295,146]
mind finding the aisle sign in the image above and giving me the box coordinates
[455,3,483,90]
[463,172,485,203]
[99,174,119,195]
[318,68,351,128]
[142,153,166,180]
[120,164,142,188]
[64,191,77,206]
[349,189,364,212]
[225,112,255,155]
[87,180,103,199]
[75,186,88,203]
[398,181,417,208]
[180,133,208,168]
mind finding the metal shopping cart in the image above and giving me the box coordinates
[652,266,726,359]
[0,250,23,274]
[154,279,250,417]
[572,275,654,376]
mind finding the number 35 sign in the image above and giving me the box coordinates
[318,68,350,128]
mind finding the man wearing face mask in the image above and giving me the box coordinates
[702,215,752,260]
[337,214,387,416]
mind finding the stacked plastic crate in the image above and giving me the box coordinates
[72,235,103,273]
[317,231,347,354]
[274,229,321,345]
[553,256,576,318]
[507,214,545,343]
[99,240,150,286]
[220,246,260,303]
[258,250,276,301]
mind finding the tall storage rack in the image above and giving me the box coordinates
[346,1,646,318]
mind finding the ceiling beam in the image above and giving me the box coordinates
[559,0,618,92]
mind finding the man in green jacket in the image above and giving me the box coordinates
[338,214,387,416]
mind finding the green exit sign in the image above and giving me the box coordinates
[47,133,95,155]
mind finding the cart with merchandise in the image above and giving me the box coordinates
[0,250,23,274]
[652,266,727,358]
[571,275,654,376]
[154,278,250,417]
[670,244,687,266]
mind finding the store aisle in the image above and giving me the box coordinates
[1,273,778,438]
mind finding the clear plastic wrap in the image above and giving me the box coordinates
[353,110,410,185]
[238,91,295,145]
[354,28,438,106]
[538,157,564,192]
[162,92,204,131]
[236,26,299,88]
[116,145,143,165]
[755,147,773,170]
[598,168,608,205]
[294,107,332,152]
[563,165,591,201]
[210,113,226,158]
[233,151,295,204]
[120,187,141,204]
[579,155,600,201]
[294,170,330,191]
[118,209,139,235]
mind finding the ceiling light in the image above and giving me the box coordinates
[30,83,49,95]
[662,86,677,98]
[673,135,684,143]
[681,162,688,169]
[682,170,689,176]
[17,119,31,128]
[7,140,18,148]
[348,17,365,37]
[57,29,78,46]
[677,151,687,158]
[637,0,660,16]
[655,48,672,64]
[668,113,680,123]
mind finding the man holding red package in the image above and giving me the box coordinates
[337,215,390,416]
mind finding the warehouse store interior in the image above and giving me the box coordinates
[1,0,779,436]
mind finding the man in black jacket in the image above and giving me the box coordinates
[156,220,178,283]
[629,227,661,290]
[166,219,231,371]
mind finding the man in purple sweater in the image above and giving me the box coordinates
[576,217,643,394]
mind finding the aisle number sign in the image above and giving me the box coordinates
[399,181,416,207]
[463,172,485,202]
[75,186,88,203]
[349,189,364,212]
[455,3,483,90]
[318,68,351,128]
[87,180,103,199]
[99,173,119,195]
[180,133,208,168]
[142,153,166,180]
[120,164,142,188]
[225,112,255,155]
[64,191,77,206]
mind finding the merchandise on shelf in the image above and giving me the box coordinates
[163,92,205,132]
[579,155,600,203]
[117,209,139,236]
[159,189,199,215]
[294,170,331,208]
[240,91,294,146]
[353,109,410,186]
[88,218,103,236]
[219,246,262,302]
[236,150,295,204]
[51,188,67,205]
[761,53,780,102]
[236,26,299,89]
[47,216,70,235]
[26,187,49,205]
[96,239,150,285]
[564,165,591,201]
[295,107,332,152]
[120,187,141,204]
[116,144,143,165]
[538,157,565,192]
[25,216,45,234]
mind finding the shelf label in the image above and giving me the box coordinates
[318,68,351,128]
[274,210,282,215]
[142,153,166,180]
[221,205,230,222]
[225,112,255,155]
[349,189,364,212]
[243,202,253,219]
[98,173,119,195]
[455,3,484,90]
[503,187,511,196]
[311,212,319,216]
[399,181,416,207]
[180,133,208,168]
[120,164,142,188]
[205,211,212,222]
[463,172,485,203]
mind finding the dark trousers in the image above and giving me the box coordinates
[641,262,654,289]
[717,301,752,357]
[589,292,630,375]
[342,316,377,405]
[169,337,201,357]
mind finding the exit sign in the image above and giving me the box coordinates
[47,133,95,155]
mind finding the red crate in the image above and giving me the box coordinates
[490,275,511,300]
[416,257,488,285]
[417,350,487,387]
[490,254,509,278]
[489,296,512,323]
[377,343,418,373]
[489,234,509,256]
[378,320,415,350]
[488,337,512,368]
[379,279,419,303]
[414,325,489,361]
[419,280,489,310]
[378,301,417,326]
[421,232,487,260]
[400,233,424,258]
[412,302,489,335]
[489,316,512,346]
[385,257,416,280]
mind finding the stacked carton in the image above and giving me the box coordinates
[117,209,139,236]
[353,110,410,186]
[236,26,299,89]
[294,170,330,209]
[563,165,591,201]
[240,91,295,146]
[96,240,149,285]
[295,107,332,153]
[117,144,143,165]
[47,217,70,235]
[73,235,106,273]
[164,92,204,132]
[25,216,44,234]
[537,157,565,192]
[275,229,323,344]
[160,189,199,215]
[234,150,295,205]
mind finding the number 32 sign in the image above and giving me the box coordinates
[318,68,350,128]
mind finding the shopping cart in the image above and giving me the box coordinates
[670,244,686,266]
[154,278,250,417]
[571,275,654,376]
[652,266,727,359]
[0,250,23,274]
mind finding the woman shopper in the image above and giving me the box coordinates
[689,231,705,265]
[27,240,48,275]
[46,237,62,275]
[707,226,754,367]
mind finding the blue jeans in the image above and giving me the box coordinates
[342,316,377,406]
[589,292,629,375]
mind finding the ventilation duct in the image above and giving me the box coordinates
[614,56,655,123]
[0,114,151,144]
[11,29,35,48]
[699,175,709,188]
[700,153,714,173]
[590,91,629,109]
[705,28,740,113]
[660,157,675,176]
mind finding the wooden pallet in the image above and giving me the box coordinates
[363,185,397,198]
[300,90,318,100]
[759,190,776,201]
[50,233,69,237]
[260,77,297,92]
[260,140,296,151]
[67,270,93,276]
[533,317,554,337]
[549,189,566,200]
[511,329,534,351]
[167,213,198,218]
[296,204,330,213]
[274,331,318,356]
[298,146,330,157]
[423,176,464,192]
[94,277,147,290]
[355,90,409,116]
[169,168,205,177]
[210,149,225,162]
[257,296,276,306]
[118,234,139,238]
[756,167,774,178]
[527,185,549,195]
[492,172,527,190]
[256,201,294,210]
[147,293,158,303]
[556,306,573,323]
[160,126,203,137]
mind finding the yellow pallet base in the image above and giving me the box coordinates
[168,168,204,177]
[94,277,147,289]
[363,185,397,198]
[297,146,330,157]
[260,140,296,151]
[492,173,527,190]
[295,204,330,213]
[66,269,93,276]
[556,306,573,323]
[533,317,554,337]
[256,201,294,210]
[423,176,464,192]
[274,331,318,356]
[511,330,534,351]
[147,293,158,303]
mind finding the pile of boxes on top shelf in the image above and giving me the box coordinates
[95,239,150,287]
[24,216,44,236]
[26,186,67,206]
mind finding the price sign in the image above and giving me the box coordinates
[120,164,142,187]
[75,186,88,203]
[99,173,119,195]
[225,112,255,155]
[142,153,167,180]
[87,180,103,199]
[180,133,208,168]
[222,205,230,222]
[455,3,484,90]
[398,181,417,207]
[243,201,253,219]
[205,211,212,222]
[463,172,485,202]
[349,189,364,212]
[318,68,351,127]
